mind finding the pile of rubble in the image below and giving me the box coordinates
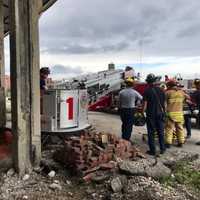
[1,143,200,200]
[109,176,195,200]
[55,131,144,175]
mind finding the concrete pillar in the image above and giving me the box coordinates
[29,0,41,166]
[9,0,41,174]
[0,0,6,127]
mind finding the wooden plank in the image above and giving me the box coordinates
[9,0,41,174]
[0,0,6,127]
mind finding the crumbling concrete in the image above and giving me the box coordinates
[119,159,172,179]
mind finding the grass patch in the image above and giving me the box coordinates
[159,161,200,192]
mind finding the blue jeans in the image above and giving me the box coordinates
[120,108,134,141]
[146,114,165,153]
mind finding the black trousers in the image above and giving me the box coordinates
[198,106,200,128]
[184,115,191,136]
[146,114,165,153]
[120,108,134,141]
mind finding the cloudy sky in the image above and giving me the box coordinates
[5,0,200,79]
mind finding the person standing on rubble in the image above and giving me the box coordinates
[142,74,166,155]
[165,79,190,148]
[119,77,143,141]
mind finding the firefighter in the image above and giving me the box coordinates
[119,77,143,141]
[142,73,166,155]
[165,79,190,148]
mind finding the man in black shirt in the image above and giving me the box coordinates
[142,74,166,155]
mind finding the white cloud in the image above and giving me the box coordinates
[133,57,200,80]
[3,0,200,80]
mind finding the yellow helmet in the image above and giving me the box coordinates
[125,77,134,84]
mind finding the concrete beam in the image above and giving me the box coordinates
[9,0,41,174]
[0,0,6,127]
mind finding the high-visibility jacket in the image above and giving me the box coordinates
[165,89,186,123]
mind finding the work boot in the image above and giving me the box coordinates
[160,149,166,154]
[165,144,171,149]
[146,150,156,156]
[177,143,183,148]
[186,135,191,139]
[196,141,200,145]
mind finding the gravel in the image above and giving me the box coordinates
[0,146,199,200]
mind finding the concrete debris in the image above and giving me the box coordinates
[91,171,110,183]
[53,180,60,184]
[6,168,15,177]
[110,176,192,200]
[55,131,144,174]
[162,151,199,169]
[22,174,30,181]
[68,192,73,197]
[22,195,28,200]
[119,159,172,179]
[66,180,71,185]
[49,183,62,190]
[111,176,127,193]
[0,126,199,200]
[0,157,12,172]
[91,193,97,198]
[190,158,200,171]
[146,161,172,180]
[83,173,95,182]
[0,149,199,200]
[33,167,42,173]
[40,158,61,173]
[48,170,56,178]
[119,159,146,176]
[100,161,117,170]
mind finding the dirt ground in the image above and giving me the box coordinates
[1,111,200,200]
[88,111,200,155]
